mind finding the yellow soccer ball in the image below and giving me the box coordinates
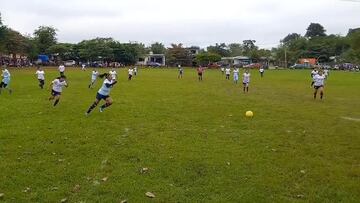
[245,111,253,117]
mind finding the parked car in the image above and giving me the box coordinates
[244,63,261,69]
[147,62,162,67]
[290,64,310,69]
[64,60,76,66]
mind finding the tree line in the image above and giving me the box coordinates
[0,12,359,67]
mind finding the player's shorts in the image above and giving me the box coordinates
[96,93,109,100]
[91,78,96,83]
[243,82,249,87]
[0,82,8,88]
[51,90,61,96]
[198,73,203,76]
[314,85,324,89]
[234,75,239,81]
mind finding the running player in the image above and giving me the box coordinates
[242,69,250,93]
[310,68,318,87]
[86,73,117,115]
[35,66,45,89]
[88,68,99,88]
[134,66,138,76]
[109,68,117,80]
[58,64,65,77]
[225,67,231,80]
[313,70,326,100]
[49,76,68,107]
[221,67,225,75]
[0,67,12,94]
[128,68,134,80]
[259,66,265,77]
[81,63,86,71]
[233,67,239,84]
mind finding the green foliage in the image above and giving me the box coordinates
[305,23,326,38]
[228,43,243,56]
[166,43,192,66]
[47,43,75,61]
[195,52,221,65]
[33,26,58,54]
[150,42,166,54]
[0,27,29,55]
[207,43,230,57]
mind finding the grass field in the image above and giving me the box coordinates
[0,67,359,202]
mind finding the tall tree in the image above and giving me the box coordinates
[207,43,230,57]
[195,52,221,66]
[228,43,243,56]
[305,23,326,38]
[150,42,166,54]
[33,26,57,54]
[282,33,301,44]
[166,43,192,66]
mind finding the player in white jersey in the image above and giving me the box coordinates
[109,68,117,80]
[35,67,45,89]
[88,69,99,88]
[134,66,138,76]
[128,68,134,80]
[233,67,239,84]
[0,67,12,94]
[259,66,265,78]
[58,64,65,77]
[310,68,318,87]
[86,73,117,115]
[178,65,183,79]
[242,69,251,93]
[313,70,326,100]
[49,76,68,106]
[324,68,329,79]
[220,67,225,75]
[81,63,86,71]
[225,67,231,80]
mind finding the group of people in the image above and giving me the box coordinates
[220,66,258,93]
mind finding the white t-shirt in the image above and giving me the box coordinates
[91,71,98,80]
[36,70,45,80]
[109,70,117,79]
[82,64,86,69]
[98,79,114,96]
[259,68,264,73]
[59,65,65,72]
[311,70,318,77]
[128,69,134,75]
[243,73,250,83]
[134,67,137,72]
[52,79,67,92]
[233,69,239,76]
[324,69,329,76]
[2,69,10,79]
[221,67,224,72]
[225,68,231,75]
[314,74,325,86]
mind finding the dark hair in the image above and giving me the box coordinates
[99,73,109,78]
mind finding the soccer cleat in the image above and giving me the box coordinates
[99,107,104,112]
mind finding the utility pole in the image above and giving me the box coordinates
[284,48,287,68]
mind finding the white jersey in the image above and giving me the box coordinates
[259,68,264,73]
[128,69,134,75]
[2,69,10,83]
[109,70,117,80]
[59,65,65,72]
[311,70,318,78]
[91,71,98,80]
[324,69,329,76]
[36,70,45,80]
[313,75,325,87]
[98,79,114,96]
[233,69,239,76]
[243,73,250,83]
[134,67,138,73]
[225,68,231,75]
[52,79,67,92]
[82,64,86,69]
[221,67,225,72]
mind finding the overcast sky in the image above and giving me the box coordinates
[1,0,359,48]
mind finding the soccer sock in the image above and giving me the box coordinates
[314,93,317,99]
[87,102,98,113]
[100,103,112,109]
[247,87,249,92]
[320,92,323,99]
[243,87,245,92]
[53,99,59,106]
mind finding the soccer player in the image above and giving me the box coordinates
[134,66,138,76]
[58,64,65,77]
[128,67,134,80]
[233,67,239,84]
[0,67,12,94]
[81,63,86,71]
[313,70,326,100]
[88,68,99,88]
[197,66,204,81]
[49,76,68,107]
[109,68,117,80]
[324,68,329,79]
[220,67,225,75]
[35,67,45,89]
[310,68,318,87]
[242,69,251,93]
[259,66,265,77]
[178,65,183,79]
[225,67,231,80]
[86,73,117,115]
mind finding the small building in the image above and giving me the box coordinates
[221,56,252,66]
[299,58,317,66]
[138,52,166,66]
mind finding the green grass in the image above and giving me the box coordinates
[0,67,359,202]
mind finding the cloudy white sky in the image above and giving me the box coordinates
[1,0,359,48]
